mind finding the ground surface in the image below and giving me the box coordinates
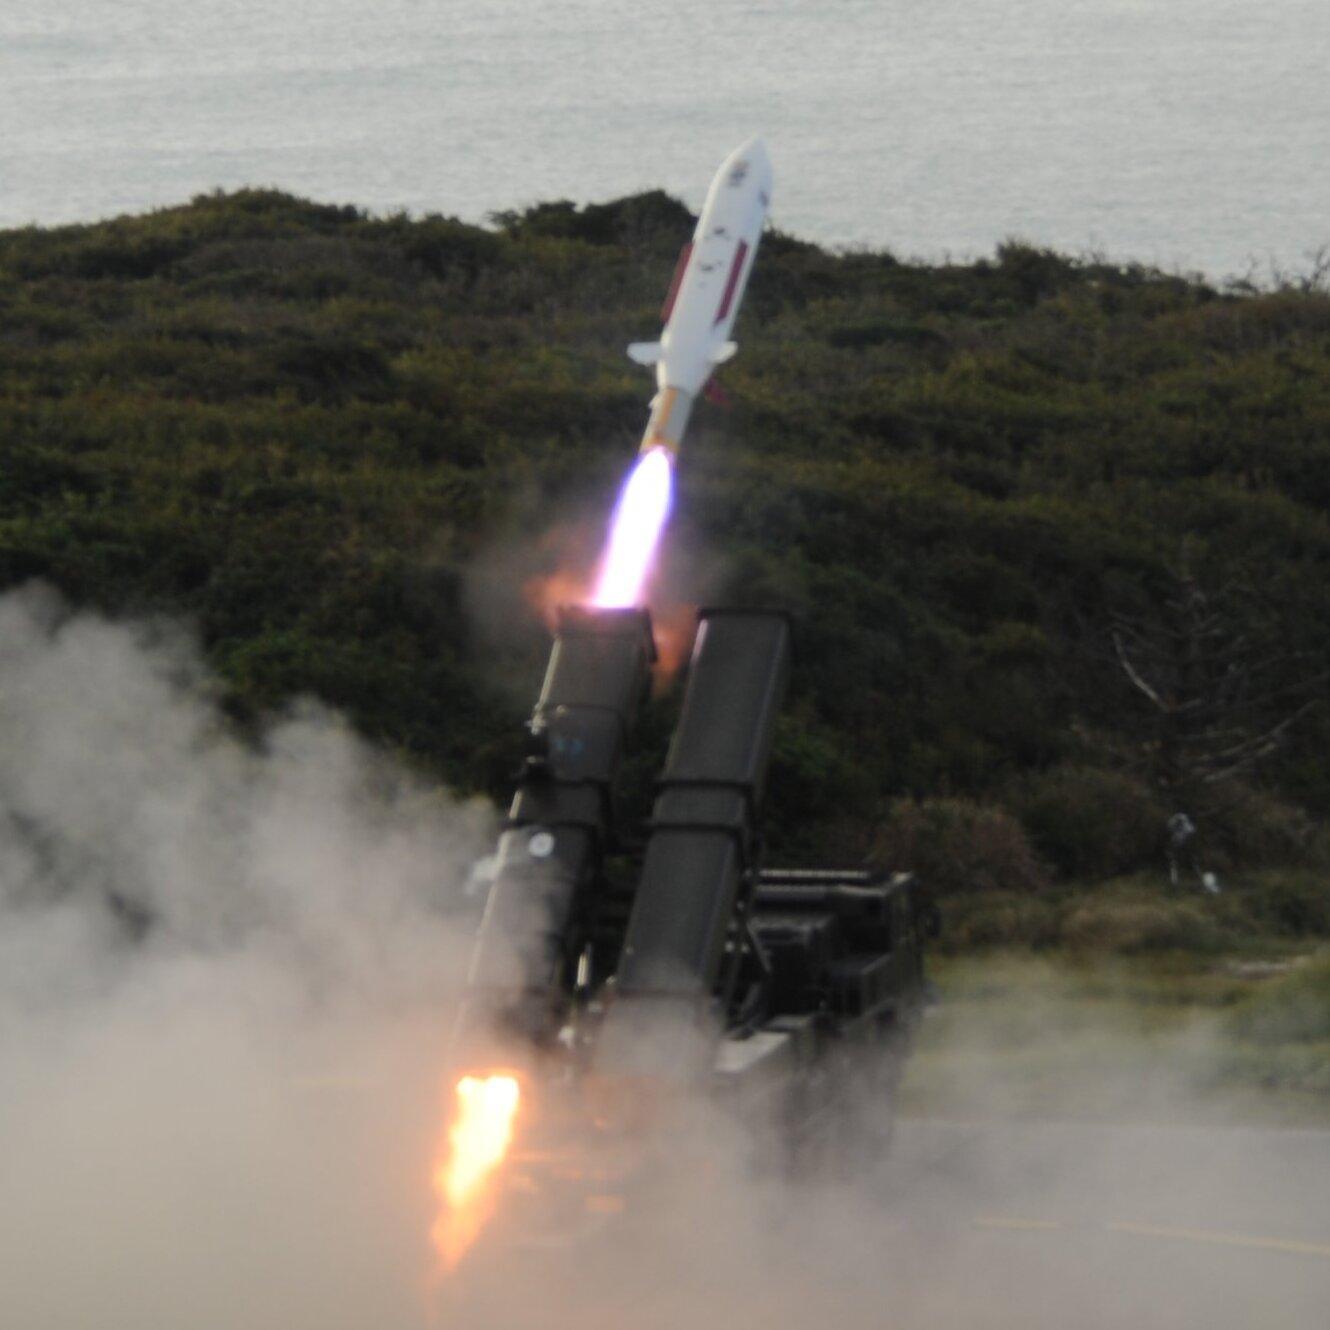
[874,1116,1330,1329]
[445,951,1330,1329]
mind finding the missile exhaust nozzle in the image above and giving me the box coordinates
[638,387,692,457]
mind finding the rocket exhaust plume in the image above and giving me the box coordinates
[432,1073,521,1270]
[585,140,770,612]
[591,446,674,608]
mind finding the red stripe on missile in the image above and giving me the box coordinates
[661,243,693,322]
[714,240,749,325]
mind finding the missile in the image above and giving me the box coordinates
[628,138,772,456]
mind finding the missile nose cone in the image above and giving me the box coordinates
[740,136,770,166]
[728,136,773,196]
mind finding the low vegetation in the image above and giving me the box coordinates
[940,871,1330,954]
[906,949,1330,1122]
[1229,952,1330,1047]
[2,188,1327,902]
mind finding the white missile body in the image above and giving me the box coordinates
[628,138,772,455]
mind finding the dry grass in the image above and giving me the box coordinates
[902,949,1330,1126]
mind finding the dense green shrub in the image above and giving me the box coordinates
[1228,954,1330,1043]
[1,189,1328,870]
[940,891,1060,950]
[873,798,1048,896]
[1236,871,1330,938]
[1214,788,1327,869]
[1059,888,1224,954]
[1008,765,1166,879]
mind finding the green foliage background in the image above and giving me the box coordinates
[2,189,1328,866]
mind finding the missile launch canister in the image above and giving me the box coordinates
[628,138,772,456]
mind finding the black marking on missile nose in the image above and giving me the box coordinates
[728,162,750,185]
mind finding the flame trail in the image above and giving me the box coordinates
[432,1073,520,1270]
[591,446,674,608]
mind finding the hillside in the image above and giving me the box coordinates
[2,188,1328,883]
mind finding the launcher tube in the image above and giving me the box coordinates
[460,607,654,1047]
[613,610,790,999]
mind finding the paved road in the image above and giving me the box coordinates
[442,1114,1330,1329]
[866,1118,1330,1329]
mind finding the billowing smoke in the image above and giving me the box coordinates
[0,585,492,1329]
[1,585,1324,1330]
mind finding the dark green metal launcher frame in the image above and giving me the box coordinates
[457,604,930,1146]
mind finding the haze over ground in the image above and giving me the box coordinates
[4,0,1329,278]
[4,591,1328,1329]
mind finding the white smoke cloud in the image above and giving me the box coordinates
[0,585,492,1329]
[1,584,1324,1330]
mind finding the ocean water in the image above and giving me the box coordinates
[3,0,1327,279]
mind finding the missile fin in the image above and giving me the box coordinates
[627,341,663,366]
[710,341,738,365]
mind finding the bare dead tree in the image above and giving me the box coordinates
[1110,563,1325,813]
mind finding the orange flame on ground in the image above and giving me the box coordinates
[431,1074,521,1270]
